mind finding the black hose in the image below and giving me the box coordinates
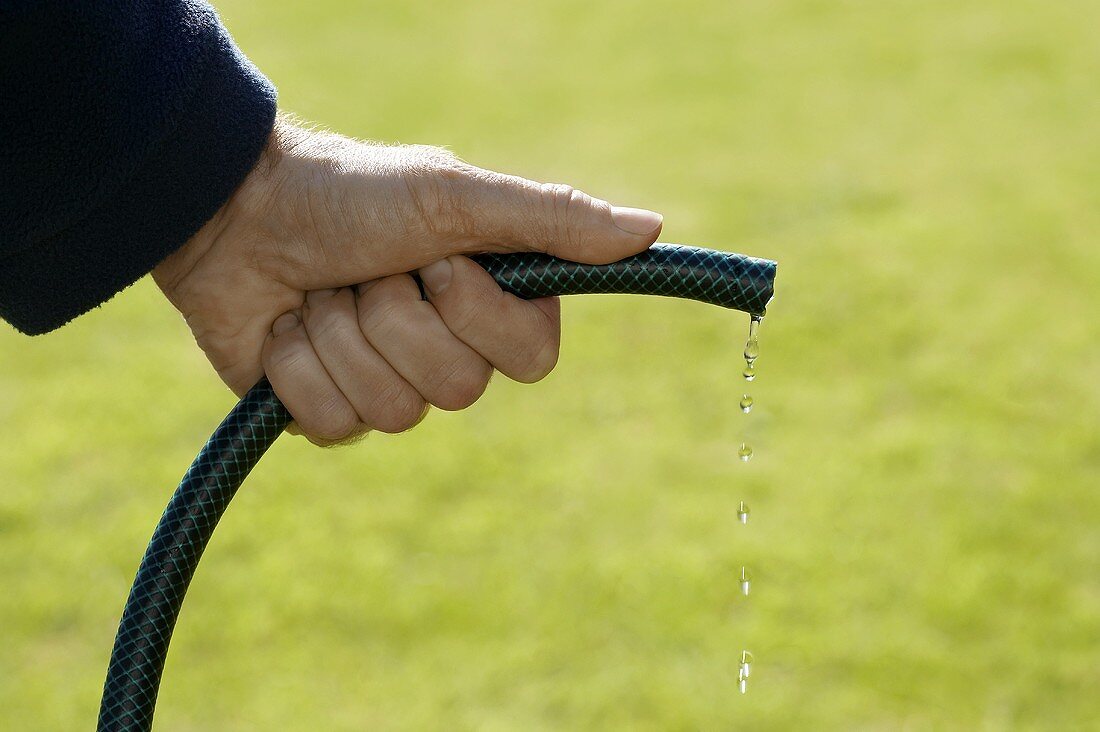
[97,244,776,731]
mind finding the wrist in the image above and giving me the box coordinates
[153,120,292,307]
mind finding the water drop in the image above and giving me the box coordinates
[739,394,754,413]
[738,443,753,462]
[738,667,748,694]
[744,316,761,365]
[742,364,756,381]
[739,566,752,596]
[737,501,750,524]
[740,650,754,678]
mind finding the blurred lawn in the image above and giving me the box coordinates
[2,0,1099,729]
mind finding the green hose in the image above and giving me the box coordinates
[98,244,777,731]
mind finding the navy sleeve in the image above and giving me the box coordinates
[0,1,277,334]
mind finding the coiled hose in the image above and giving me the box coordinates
[97,244,777,731]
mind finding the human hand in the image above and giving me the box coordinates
[152,116,663,444]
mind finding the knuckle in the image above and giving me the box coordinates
[539,182,582,249]
[513,334,560,383]
[541,182,575,208]
[373,388,427,433]
[429,358,492,411]
[540,182,575,219]
[357,286,408,337]
[303,303,349,346]
[309,396,360,441]
[444,283,497,337]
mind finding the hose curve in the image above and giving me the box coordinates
[98,245,776,731]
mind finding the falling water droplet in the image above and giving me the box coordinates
[736,318,763,699]
[740,650,754,678]
[744,316,761,366]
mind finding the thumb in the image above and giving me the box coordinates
[441,164,663,264]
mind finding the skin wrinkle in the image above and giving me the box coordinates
[355,381,420,432]
[357,281,415,341]
[311,391,359,438]
[401,172,436,242]
[420,350,491,410]
[543,183,577,250]
[448,285,498,337]
[250,178,305,286]
[371,385,425,432]
[301,289,373,426]
[348,288,426,432]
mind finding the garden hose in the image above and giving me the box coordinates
[97,244,777,731]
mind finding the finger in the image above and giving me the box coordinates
[419,256,560,383]
[262,311,365,442]
[356,275,493,411]
[274,134,663,286]
[437,164,664,264]
[302,288,427,434]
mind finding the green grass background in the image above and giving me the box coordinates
[2,0,1098,728]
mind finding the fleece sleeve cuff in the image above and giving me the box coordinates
[0,12,276,335]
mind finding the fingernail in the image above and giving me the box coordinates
[419,258,453,295]
[610,206,663,236]
[272,312,299,336]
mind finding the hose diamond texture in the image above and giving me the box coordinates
[473,244,775,315]
[98,381,290,730]
[98,245,776,731]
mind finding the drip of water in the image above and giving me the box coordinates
[740,650,754,678]
[737,317,763,696]
[742,315,761,381]
[743,315,761,366]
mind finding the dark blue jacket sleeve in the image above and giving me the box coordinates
[0,0,277,334]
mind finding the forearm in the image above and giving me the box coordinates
[0,0,276,334]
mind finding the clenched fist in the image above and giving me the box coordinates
[152,115,663,444]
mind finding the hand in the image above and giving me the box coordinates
[152,115,663,444]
